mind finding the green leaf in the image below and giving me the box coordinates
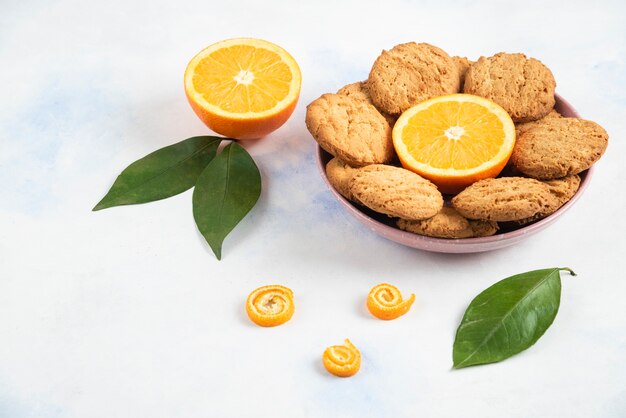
[453,267,576,369]
[93,136,222,211]
[193,142,261,260]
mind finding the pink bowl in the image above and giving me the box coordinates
[316,94,593,253]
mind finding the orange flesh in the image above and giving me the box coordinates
[401,101,506,170]
[193,45,292,113]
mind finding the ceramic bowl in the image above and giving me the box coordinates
[315,94,592,253]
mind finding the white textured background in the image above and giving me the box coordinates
[1,0,625,417]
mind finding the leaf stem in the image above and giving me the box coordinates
[559,267,577,276]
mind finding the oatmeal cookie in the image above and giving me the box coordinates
[464,53,556,122]
[305,93,394,166]
[517,175,581,224]
[349,164,443,220]
[452,177,558,222]
[511,117,608,179]
[397,207,498,238]
[337,81,397,126]
[367,42,460,115]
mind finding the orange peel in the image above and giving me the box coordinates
[367,283,415,320]
[245,284,294,327]
[322,339,361,377]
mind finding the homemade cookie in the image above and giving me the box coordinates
[325,157,358,200]
[452,177,558,222]
[305,93,394,166]
[337,81,372,103]
[515,109,561,137]
[511,117,608,179]
[367,42,460,115]
[464,53,556,122]
[397,207,498,239]
[337,81,397,126]
[349,164,443,220]
[452,56,472,88]
[517,175,581,224]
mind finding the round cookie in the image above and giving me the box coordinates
[337,81,397,126]
[305,93,393,166]
[452,177,558,222]
[349,164,443,220]
[464,53,556,122]
[325,158,358,201]
[367,42,461,115]
[397,207,498,239]
[517,175,581,224]
[511,117,608,179]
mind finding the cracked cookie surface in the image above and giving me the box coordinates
[367,42,460,115]
[306,93,393,166]
[337,81,397,126]
[511,117,608,179]
[464,53,556,122]
[452,177,558,222]
[349,164,443,220]
[397,207,497,238]
[517,175,581,224]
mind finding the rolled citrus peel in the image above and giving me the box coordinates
[246,284,295,327]
[322,339,361,377]
[367,283,415,320]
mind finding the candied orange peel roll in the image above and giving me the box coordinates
[246,284,295,327]
[322,339,361,377]
[366,283,415,320]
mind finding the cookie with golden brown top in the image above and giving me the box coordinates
[397,207,498,239]
[511,117,608,179]
[305,93,393,166]
[367,42,461,115]
[325,157,358,201]
[452,177,558,222]
[517,175,581,224]
[464,53,556,122]
[337,81,397,126]
[349,164,443,220]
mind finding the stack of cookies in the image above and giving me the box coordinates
[305,42,609,239]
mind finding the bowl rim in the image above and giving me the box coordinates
[315,93,593,252]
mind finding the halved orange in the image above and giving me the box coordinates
[184,38,302,140]
[393,94,516,193]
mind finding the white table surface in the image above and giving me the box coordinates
[1,0,625,417]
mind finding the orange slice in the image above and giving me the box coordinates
[322,339,361,377]
[184,38,302,140]
[246,285,295,327]
[367,283,415,320]
[393,94,515,193]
